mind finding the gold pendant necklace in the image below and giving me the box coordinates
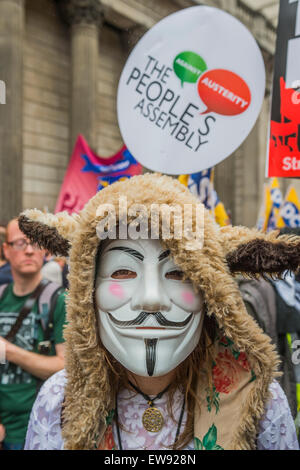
[115,390,186,450]
[142,401,164,432]
[128,380,170,433]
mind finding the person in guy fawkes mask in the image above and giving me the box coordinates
[19,174,299,450]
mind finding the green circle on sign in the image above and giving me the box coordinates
[173,51,207,87]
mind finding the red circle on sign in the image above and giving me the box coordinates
[197,69,251,116]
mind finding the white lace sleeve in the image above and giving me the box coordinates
[257,381,299,450]
[24,374,299,450]
[24,369,66,450]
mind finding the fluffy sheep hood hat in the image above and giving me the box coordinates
[19,173,300,450]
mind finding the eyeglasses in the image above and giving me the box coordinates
[7,238,40,251]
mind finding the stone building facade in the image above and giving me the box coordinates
[0,0,296,226]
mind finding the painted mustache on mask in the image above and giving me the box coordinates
[107,311,193,328]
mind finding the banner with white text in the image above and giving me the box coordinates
[267,0,300,177]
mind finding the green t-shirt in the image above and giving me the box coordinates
[0,283,67,444]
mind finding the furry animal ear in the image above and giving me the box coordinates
[18,209,79,257]
[220,226,300,278]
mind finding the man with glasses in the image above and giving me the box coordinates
[0,219,66,450]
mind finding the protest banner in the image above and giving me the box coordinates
[267,0,300,177]
[55,135,142,214]
[117,5,265,175]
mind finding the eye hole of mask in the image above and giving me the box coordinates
[165,270,185,281]
[111,269,137,279]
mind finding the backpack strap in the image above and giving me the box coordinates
[5,279,50,342]
[38,282,61,329]
[0,283,9,300]
[37,282,64,355]
[238,277,278,345]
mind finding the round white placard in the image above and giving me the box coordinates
[117,5,265,175]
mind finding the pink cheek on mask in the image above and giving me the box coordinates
[109,282,125,299]
[182,291,195,305]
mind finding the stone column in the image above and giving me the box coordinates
[0,0,24,223]
[57,0,103,152]
[218,0,237,16]
[214,154,236,224]
[215,119,262,227]
[121,24,148,174]
[214,0,240,224]
[235,120,261,227]
[121,24,147,53]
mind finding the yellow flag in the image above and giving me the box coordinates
[215,201,231,226]
[269,178,284,228]
[263,183,273,232]
[178,170,230,226]
[178,174,189,187]
[279,186,300,228]
[257,178,283,231]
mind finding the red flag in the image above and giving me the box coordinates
[55,135,142,214]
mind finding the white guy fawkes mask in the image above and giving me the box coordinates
[95,238,204,377]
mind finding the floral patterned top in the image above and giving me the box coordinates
[24,369,299,450]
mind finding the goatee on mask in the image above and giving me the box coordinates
[95,238,204,377]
